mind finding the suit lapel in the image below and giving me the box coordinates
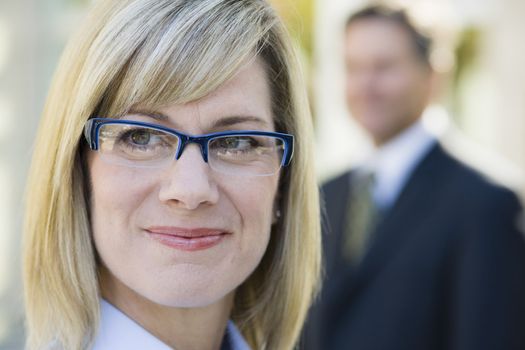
[322,171,352,273]
[319,171,354,320]
[353,144,450,293]
[327,144,451,307]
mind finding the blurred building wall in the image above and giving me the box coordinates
[478,0,525,177]
[0,0,88,348]
[0,0,40,347]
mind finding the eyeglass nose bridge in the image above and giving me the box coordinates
[175,135,210,163]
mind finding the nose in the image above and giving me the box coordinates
[348,69,375,91]
[158,144,219,210]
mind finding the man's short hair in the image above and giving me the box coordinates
[346,4,433,66]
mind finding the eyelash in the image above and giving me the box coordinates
[118,129,166,151]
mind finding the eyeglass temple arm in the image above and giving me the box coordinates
[282,135,294,166]
[84,119,98,150]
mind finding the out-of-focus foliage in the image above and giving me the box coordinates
[64,0,315,60]
[454,27,481,86]
[452,26,481,117]
[65,0,88,5]
[270,0,314,61]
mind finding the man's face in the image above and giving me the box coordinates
[344,19,434,145]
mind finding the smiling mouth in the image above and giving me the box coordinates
[145,227,230,251]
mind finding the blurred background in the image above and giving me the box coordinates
[0,0,524,348]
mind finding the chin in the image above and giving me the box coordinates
[135,278,235,309]
[154,295,226,309]
[357,113,385,132]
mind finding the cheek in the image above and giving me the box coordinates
[219,176,278,273]
[223,176,278,252]
[209,181,276,304]
[88,158,156,272]
[382,67,422,99]
[379,69,409,97]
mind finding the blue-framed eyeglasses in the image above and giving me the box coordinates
[84,118,294,177]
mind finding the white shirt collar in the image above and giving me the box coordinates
[92,299,251,350]
[360,119,437,208]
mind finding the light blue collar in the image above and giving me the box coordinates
[92,299,251,350]
[225,320,251,350]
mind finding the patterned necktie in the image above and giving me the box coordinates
[343,172,379,266]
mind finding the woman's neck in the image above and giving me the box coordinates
[99,269,234,350]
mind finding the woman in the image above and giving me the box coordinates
[23,0,320,349]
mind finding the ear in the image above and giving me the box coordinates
[272,208,281,224]
[270,178,285,225]
[271,194,281,225]
[427,67,450,104]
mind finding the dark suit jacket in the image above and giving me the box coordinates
[302,143,525,350]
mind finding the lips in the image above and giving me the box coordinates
[145,226,229,251]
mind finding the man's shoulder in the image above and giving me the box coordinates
[320,170,356,197]
[426,144,522,216]
[322,170,352,188]
[433,136,523,195]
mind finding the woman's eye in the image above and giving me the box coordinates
[116,127,161,147]
[129,129,152,145]
[219,137,254,150]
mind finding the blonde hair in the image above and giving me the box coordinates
[23,0,321,349]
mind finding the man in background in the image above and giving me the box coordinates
[303,4,525,350]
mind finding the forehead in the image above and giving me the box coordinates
[142,58,273,131]
[344,19,418,61]
[196,58,271,117]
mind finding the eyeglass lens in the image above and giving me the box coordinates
[96,123,285,176]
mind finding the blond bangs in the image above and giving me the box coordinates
[83,0,276,117]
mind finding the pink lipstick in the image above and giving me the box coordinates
[146,226,228,251]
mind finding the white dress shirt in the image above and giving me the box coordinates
[359,119,437,209]
[92,299,251,350]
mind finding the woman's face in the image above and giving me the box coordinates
[88,59,279,308]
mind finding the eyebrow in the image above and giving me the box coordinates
[126,108,270,129]
[127,108,169,122]
[212,115,270,128]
